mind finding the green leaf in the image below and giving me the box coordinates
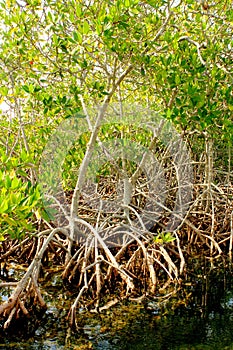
[3,214,17,226]
[140,67,145,76]
[41,208,55,221]
[11,177,20,189]
[0,200,9,213]
[47,11,53,22]
[1,86,8,96]
[73,30,82,43]
[83,21,90,34]
[20,149,28,162]
[5,175,11,189]
[52,33,58,45]
[75,3,82,17]
[22,85,30,93]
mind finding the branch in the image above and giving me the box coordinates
[178,36,207,66]
[68,9,174,247]
[153,11,174,43]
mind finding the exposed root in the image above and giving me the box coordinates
[0,227,69,329]
[0,182,232,330]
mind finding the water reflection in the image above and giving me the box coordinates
[0,269,232,350]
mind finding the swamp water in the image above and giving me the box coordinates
[0,264,232,350]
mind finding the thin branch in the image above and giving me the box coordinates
[178,36,207,66]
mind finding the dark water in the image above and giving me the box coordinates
[0,268,233,349]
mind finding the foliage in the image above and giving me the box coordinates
[62,123,154,190]
[0,150,52,240]
[153,231,175,245]
[0,0,232,238]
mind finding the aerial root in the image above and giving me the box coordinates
[0,227,69,329]
[1,182,232,328]
[65,226,184,329]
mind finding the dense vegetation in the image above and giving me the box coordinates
[0,0,232,331]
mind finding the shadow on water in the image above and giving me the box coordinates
[0,261,233,350]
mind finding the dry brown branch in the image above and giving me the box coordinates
[0,236,32,261]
